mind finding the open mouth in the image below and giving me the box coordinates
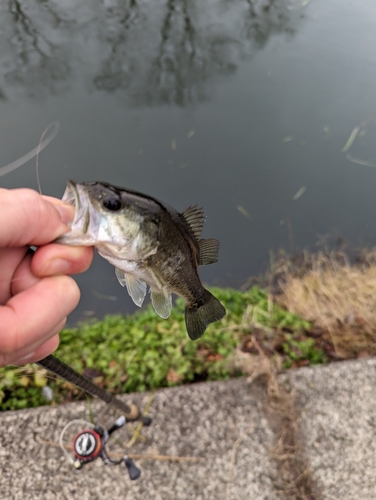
[61,180,89,231]
[60,180,91,236]
[61,180,80,212]
[57,181,103,245]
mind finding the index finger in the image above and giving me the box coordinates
[0,275,80,356]
[0,188,74,248]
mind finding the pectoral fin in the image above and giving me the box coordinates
[199,238,220,265]
[115,268,147,307]
[115,267,127,287]
[150,290,172,319]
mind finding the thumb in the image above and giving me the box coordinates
[0,188,74,248]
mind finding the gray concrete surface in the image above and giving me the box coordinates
[287,358,376,500]
[1,359,376,499]
[0,379,278,500]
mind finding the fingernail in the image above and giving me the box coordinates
[15,351,36,364]
[42,259,71,275]
[54,203,75,224]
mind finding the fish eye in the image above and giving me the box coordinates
[102,195,122,212]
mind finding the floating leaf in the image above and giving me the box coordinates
[346,154,376,167]
[292,186,307,201]
[92,291,117,301]
[341,126,360,153]
[236,205,252,219]
[282,136,293,143]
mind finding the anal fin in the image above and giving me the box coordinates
[115,268,147,307]
[150,290,172,319]
[199,238,220,265]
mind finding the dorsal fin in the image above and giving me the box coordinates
[199,238,220,265]
[182,205,206,239]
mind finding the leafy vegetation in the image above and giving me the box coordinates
[0,287,322,411]
[282,336,327,369]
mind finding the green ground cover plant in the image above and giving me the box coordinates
[0,286,317,411]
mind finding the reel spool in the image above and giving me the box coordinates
[72,428,103,466]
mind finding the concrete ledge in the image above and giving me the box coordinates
[2,359,376,499]
[287,358,376,500]
[0,379,278,500]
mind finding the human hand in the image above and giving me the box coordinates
[0,188,93,366]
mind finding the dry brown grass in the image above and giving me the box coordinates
[234,338,314,500]
[228,248,376,498]
[269,249,376,358]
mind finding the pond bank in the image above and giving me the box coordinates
[2,248,375,410]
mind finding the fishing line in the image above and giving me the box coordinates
[0,121,60,186]
[35,121,60,194]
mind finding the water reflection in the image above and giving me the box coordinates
[1,0,304,105]
[1,0,376,327]
[1,1,71,99]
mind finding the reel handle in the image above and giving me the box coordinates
[124,457,141,480]
[141,416,152,427]
[107,415,126,435]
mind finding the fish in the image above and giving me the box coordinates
[57,181,226,340]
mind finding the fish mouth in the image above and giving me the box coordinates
[61,180,80,210]
[61,180,88,230]
[58,180,95,244]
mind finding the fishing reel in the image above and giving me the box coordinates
[60,415,151,480]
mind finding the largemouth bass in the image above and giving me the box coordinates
[57,181,226,340]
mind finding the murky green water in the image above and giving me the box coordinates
[1,0,376,324]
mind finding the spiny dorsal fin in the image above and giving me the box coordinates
[199,238,220,265]
[115,268,147,307]
[182,205,206,239]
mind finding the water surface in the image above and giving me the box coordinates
[1,0,376,324]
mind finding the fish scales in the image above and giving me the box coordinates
[57,181,226,340]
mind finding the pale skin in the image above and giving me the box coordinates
[0,188,93,367]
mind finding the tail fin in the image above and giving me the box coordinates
[185,289,226,340]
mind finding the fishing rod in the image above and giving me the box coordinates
[36,354,151,425]
[36,355,151,477]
